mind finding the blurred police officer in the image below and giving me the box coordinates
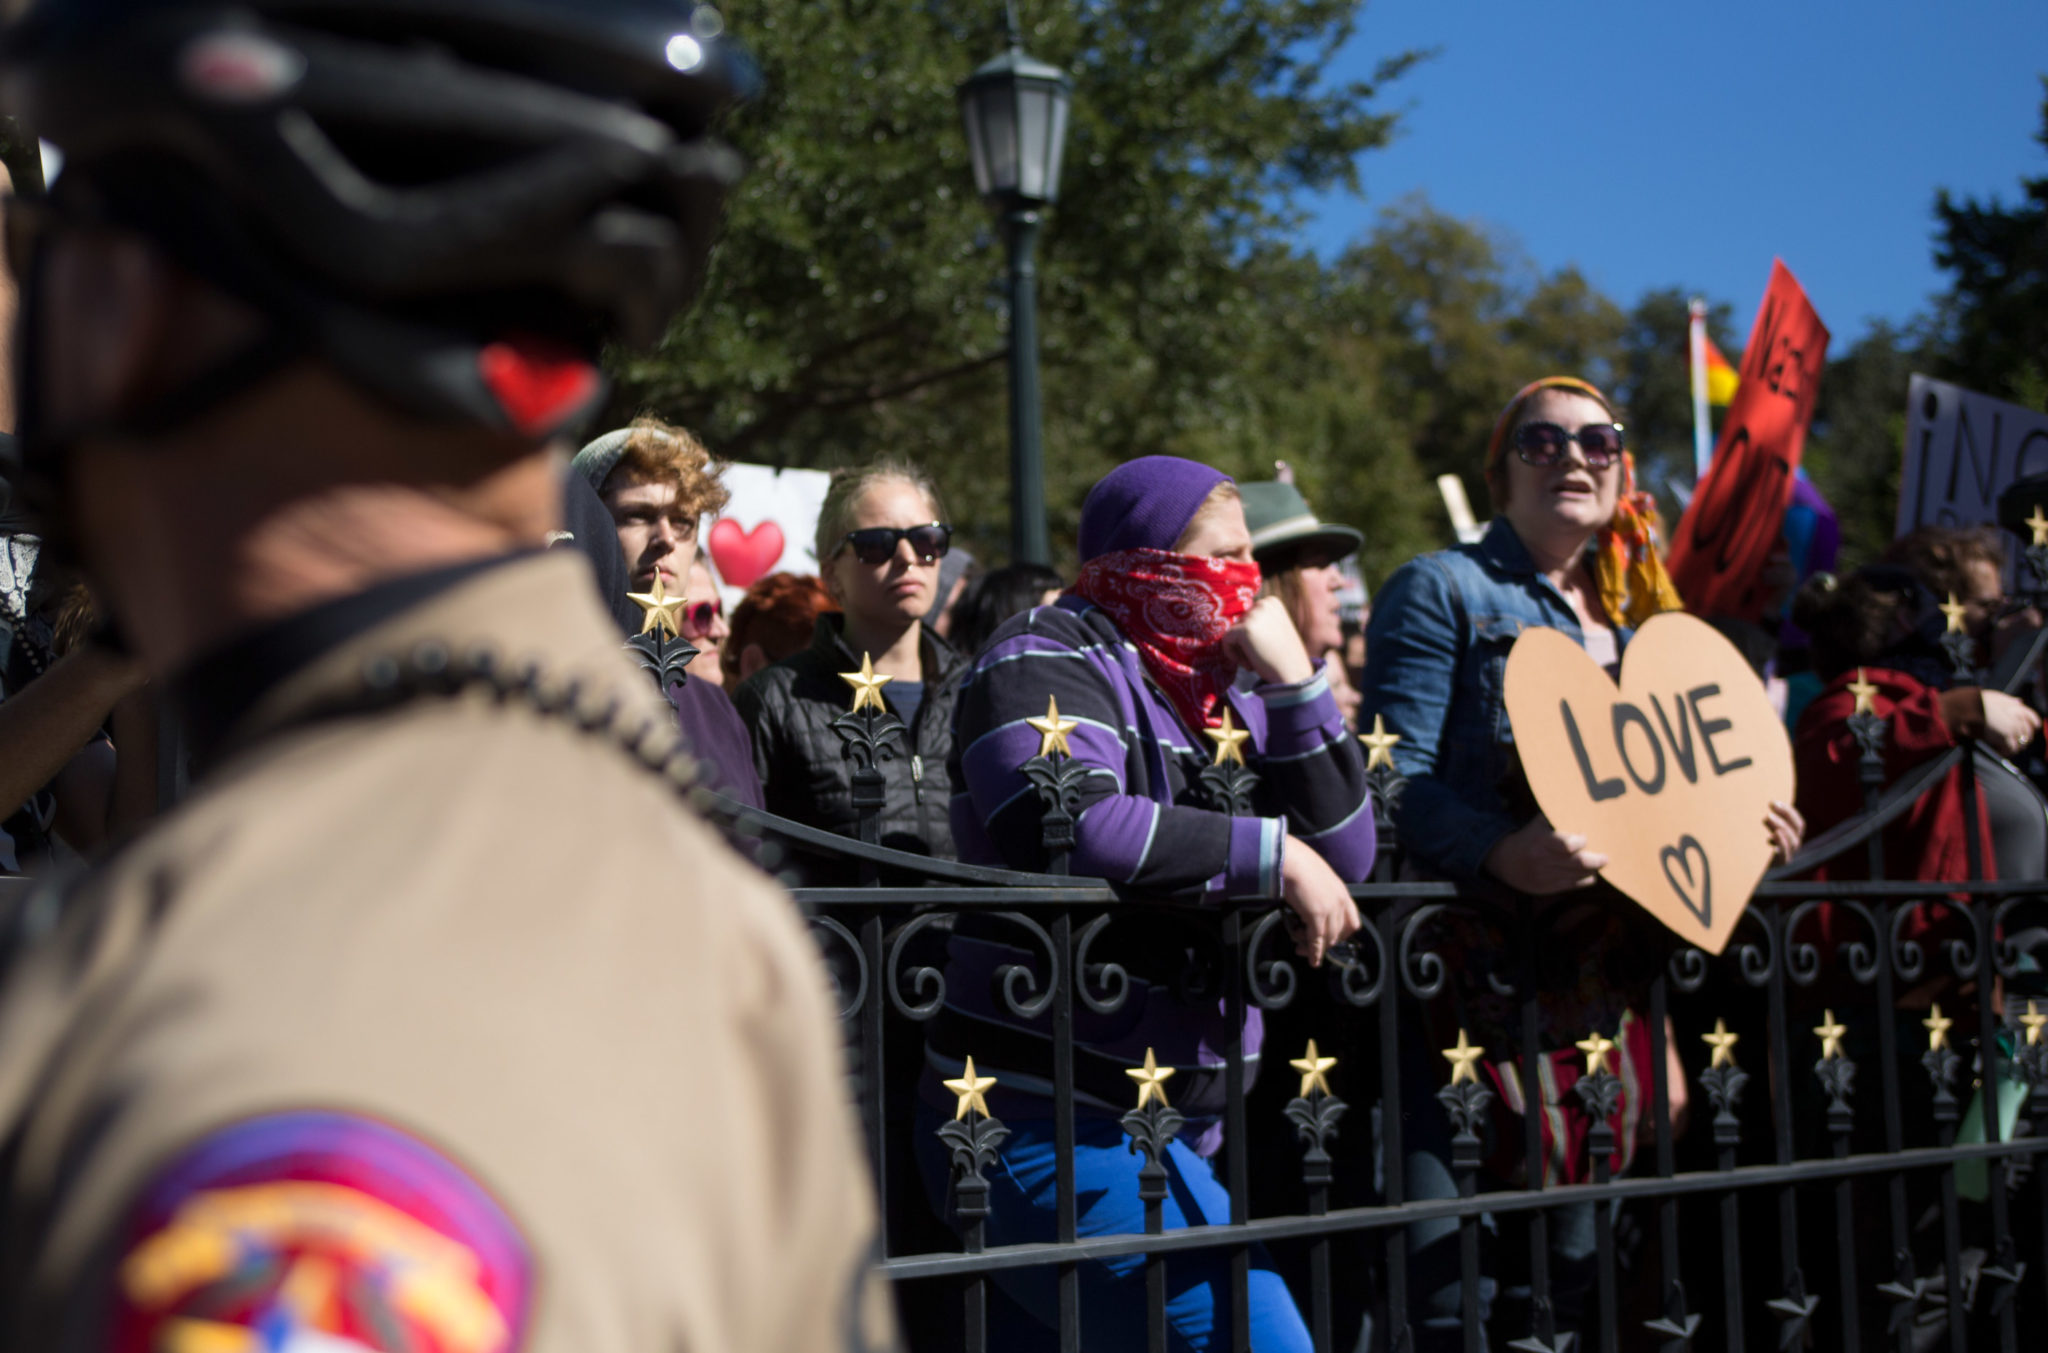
[0,2,896,1349]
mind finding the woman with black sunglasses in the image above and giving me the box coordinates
[732,459,965,860]
[1357,377,1804,1347]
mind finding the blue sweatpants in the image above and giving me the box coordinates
[913,1103,1313,1352]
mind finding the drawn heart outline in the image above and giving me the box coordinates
[1502,611,1794,955]
[707,518,786,589]
[1658,836,1712,927]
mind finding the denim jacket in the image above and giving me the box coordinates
[1361,518,1632,881]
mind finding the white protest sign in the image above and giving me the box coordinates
[704,462,832,604]
[1436,473,1486,545]
[1897,374,2048,553]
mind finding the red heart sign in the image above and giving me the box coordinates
[476,338,600,436]
[708,518,785,589]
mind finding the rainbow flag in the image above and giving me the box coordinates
[1701,336,1739,406]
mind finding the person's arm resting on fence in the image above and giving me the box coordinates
[1245,667,1376,881]
[957,614,1281,897]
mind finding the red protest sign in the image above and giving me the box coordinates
[1667,259,1830,621]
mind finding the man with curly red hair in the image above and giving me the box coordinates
[573,418,762,808]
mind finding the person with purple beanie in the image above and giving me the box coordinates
[915,455,1374,1351]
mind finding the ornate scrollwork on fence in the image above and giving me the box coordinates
[809,914,869,1024]
[884,911,951,1020]
[1668,944,1710,994]
[1398,904,1450,1000]
[1993,894,2048,979]
[1072,912,1132,1016]
[1327,912,1389,1008]
[987,910,1060,1020]
[1733,905,1777,987]
[1783,898,1883,988]
[1246,908,1299,1010]
[1943,905,1982,982]
[1890,899,1931,984]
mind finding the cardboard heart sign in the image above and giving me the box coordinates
[1503,612,1794,955]
[707,518,786,589]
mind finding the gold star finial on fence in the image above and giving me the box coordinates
[1289,1040,1337,1098]
[1847,668,1879,717]
[1924,1004,1953,1052]
[1702,1018,1740,1069]
[1443,1029,1485,1085]
[943,1056,998,1121]
[1814,1009,1847,1061]
[627,571,686,639]
[2028,506,2048,548]
[1126,1047,1175,1109]
[2024,1001,2047,1048]
[1360,714,1402,772]
[1205,706,1250,767]
[1576,1030,1616,1075]
[1940,593,1969,635]
[838,652,893,714]
[1026,695,1078,760]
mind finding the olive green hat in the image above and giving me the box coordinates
[1238,481,1362,572]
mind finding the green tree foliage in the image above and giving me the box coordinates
[613,0,1417,570]
[1314,201,1629,552]
[1932,77,2048,406]
[612,2,1919,592]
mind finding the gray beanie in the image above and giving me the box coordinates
[571,428,634,493]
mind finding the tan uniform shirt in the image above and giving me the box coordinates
[0,552,895,1352]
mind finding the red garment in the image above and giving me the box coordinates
[1793,666,1995,885]
[1070,548,1261,733]
[1481,1011,1654,1188]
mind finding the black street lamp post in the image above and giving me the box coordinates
[958,7,1072,566]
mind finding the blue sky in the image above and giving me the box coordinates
[1300,1,2048,354]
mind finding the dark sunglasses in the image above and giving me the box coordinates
[1511,420,1626,470]
[681,598,722,639]
[837,523,953,566]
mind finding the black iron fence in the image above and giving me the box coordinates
[727,651,2048,1353]
[5,585,2043,1351]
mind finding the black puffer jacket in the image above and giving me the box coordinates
[733,615,964,858]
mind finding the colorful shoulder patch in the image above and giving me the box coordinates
[108,1112,531,1353]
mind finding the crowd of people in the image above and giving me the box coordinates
[404,372,2036,1348]
[0,1,2037,1350]
[13,336,2045,1346]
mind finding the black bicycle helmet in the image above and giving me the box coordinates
[0,0,753,440]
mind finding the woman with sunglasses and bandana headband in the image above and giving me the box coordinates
[732,458,966,858]
[1359,377,1802,1347]
[918,456,1373,1352]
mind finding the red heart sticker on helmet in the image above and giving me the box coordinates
[707,518,786,589]
[477,339,600,436]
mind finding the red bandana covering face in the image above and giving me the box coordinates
[1071,547,1262,734]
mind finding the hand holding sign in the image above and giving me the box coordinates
[1503,613,1795,954]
